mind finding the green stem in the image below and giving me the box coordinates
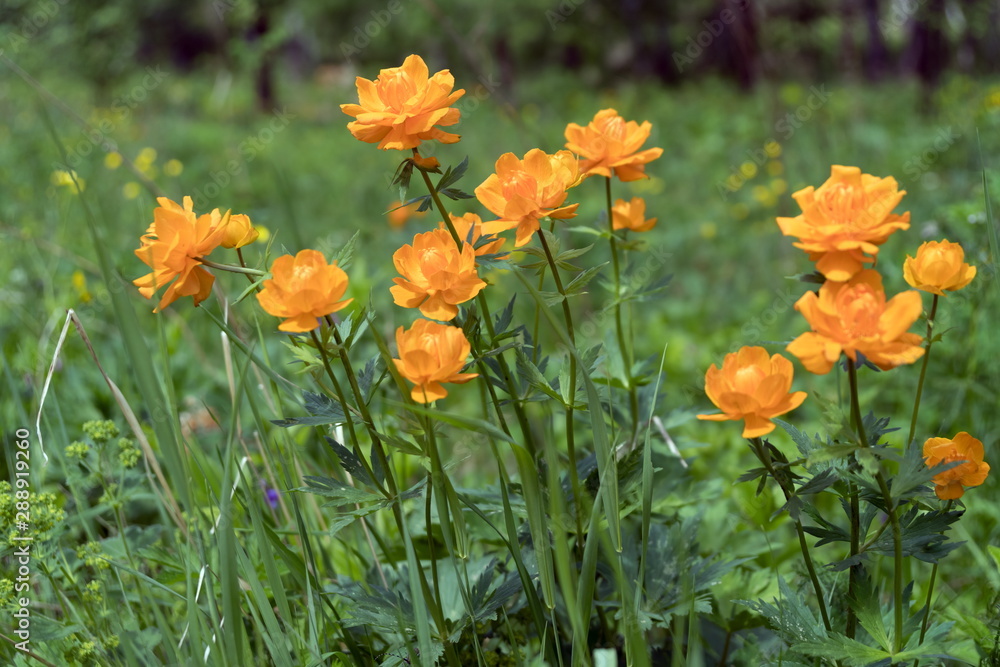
[199,257,264,276]
[846,359,864,639]
[848,360,904,653]
[604,177,640,445]
[914,499,952,667]
[536,229,585,558]
[414,162,539,457]
[752,437,832,632]
[308,329,384,496]
[907,295,939,448]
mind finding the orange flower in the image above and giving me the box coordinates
[611,197,657,232]
[777,165,910,282]
[340,54,465,150]
[474,149,580,247]
[786,269,924,374]
[256,250,353,332]
[923,432,990,500]
[442,212,508,258]
[390,229,487,320]
[393,319,478,402]
[564,108,663,181]
[219,213,259,249]
[133,196,227,312]
[903,240,977,296]
[697,346,807,438]
[387,200,427,230]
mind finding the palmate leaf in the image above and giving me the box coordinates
[869,506,964,564]
[271,390,355,427]
[736,576,827,645]
[298,475,382,505]
[796,633,891,666]
[324,436,373,488]
[436,156,469,191]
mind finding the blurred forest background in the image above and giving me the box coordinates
[3,0,999,106]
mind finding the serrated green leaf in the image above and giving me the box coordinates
[797,633,890,666]
[334,230,360,270]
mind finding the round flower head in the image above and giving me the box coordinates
[697,346,807,438]
[564,108,663,181]
[393,319,478,402]
[777,165,910,282]
[903,239,977,296]
[923,432,990,500]
[133,196,228,312]
[256,250,353,332]
[474,149,580,247]
[390,229,487,321]
[611,197,657,232]
[218,213,259,249]
[786,270,925,374]
[340,54,465,150]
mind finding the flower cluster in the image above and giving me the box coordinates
[699,161,987,504]
[133,196,259,312]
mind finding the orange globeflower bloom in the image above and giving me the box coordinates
[133,197,228,312]
[442,212,508,258]
[611,197,657,232]
[256,250,353,332]
[474,149,580,247]
[786,269,924,374]
[697,346,807,438]
[564,108,663,181]
[923,432,990,500]
[219,213,259,249]
[394,319,478,402]
[340,54,465,150]
[387,200,428,230]
[390,229,487,321]
[777,165,910,282]
[903,240,977,296]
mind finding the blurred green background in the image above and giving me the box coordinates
[2,0,1000,661]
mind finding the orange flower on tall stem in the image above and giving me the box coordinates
[219,213,259,249]
[474,149,580,247]
[611,197,657,232]
[903,240,977,296]
[697,346,807,438]
[390,229,486,320]
[923,432,990,500]
[564,108,663,181]
[256,250,353,332]
[340,54,465,150]
[777,165,910,282]
[786,269,924,374]
[133,196,228,312]
[393,319,478,402]
[443,212,508,258]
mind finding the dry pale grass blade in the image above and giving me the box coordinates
[66,309,189,539]
[653,415,688,469]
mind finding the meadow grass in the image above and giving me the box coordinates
[2,63,1000,665]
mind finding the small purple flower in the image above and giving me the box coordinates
[260,481,280,509]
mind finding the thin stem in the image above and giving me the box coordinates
[849,360,904,653]
[751,437,832,632]
[604,177,640,445]
[914,499,953,667]
[199,257,265,276]
[414,162,539,456]
[536,229,585,558]
[846,359,864,639]
[907,294,939,448]
[308,329,384,496]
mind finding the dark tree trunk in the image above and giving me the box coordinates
[251,9,277,113]
[863,0,890,80]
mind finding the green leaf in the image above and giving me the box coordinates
[437,156,469,191]
[334,230,360,270]
[564,263,607,296]
[796,633,890,666]
[298,476,382,504]
[270,391,351,428]
[323,437,373,488]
